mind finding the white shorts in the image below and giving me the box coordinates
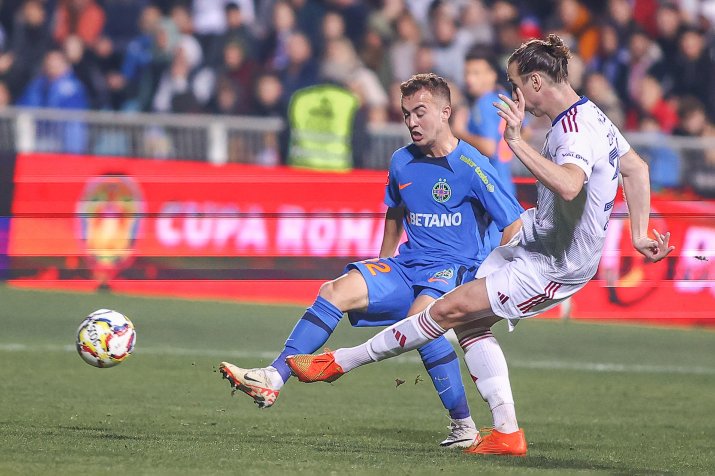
[477,231,587,331]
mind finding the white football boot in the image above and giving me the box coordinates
[439,417,480,448]
[219,362,282,409]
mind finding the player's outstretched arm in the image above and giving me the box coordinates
[494,88,585,201]
[619,148,675,262]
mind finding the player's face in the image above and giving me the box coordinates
[401,89,450,148]
[464,59,497,98]
[507,61,542,117]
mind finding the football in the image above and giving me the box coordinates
[76,309,136,368]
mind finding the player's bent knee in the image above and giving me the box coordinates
[430,297,471,327]
[317,280,337,301]
[317,272,367,311]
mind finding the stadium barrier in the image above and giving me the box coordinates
[6,152,714,326]
[3,106,715,179]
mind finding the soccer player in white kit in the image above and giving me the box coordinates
[287,35,675,456]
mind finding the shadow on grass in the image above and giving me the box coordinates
[487,454,673,475]
[56,425,143,441]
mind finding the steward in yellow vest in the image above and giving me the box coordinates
[287,83,360,171]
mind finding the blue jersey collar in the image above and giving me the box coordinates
[551,96,589,127]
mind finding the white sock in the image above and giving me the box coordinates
[459,332,519,434]
[334,306,446,372]
[266,366,287,389]
[453,415,476,429]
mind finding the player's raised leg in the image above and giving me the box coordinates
[287,277,496,381]
[219,271,367,408]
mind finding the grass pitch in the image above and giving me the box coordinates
[0,284,714,475]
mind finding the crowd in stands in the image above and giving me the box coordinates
[1,0,715,191]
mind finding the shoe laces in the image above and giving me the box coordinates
[448,419,478,437]
[478,426,494,437]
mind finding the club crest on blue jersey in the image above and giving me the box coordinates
[433,268,454,279]
[432,179,451,203]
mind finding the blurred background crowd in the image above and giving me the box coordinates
[2,0,715,193]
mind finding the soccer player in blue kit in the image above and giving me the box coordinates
[219,73,523,448]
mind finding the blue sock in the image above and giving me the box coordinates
[418,337,471,420]
[271,296,343,382]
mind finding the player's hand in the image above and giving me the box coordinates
[633,229,675,263]
[494,87,526,144]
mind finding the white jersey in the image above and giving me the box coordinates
[520,97,630,284]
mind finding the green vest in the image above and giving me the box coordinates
[287,84,359,171]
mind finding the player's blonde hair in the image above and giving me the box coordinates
[400,73,451,104]
[508,34,571,83]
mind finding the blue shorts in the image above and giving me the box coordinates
[345,257,477,327]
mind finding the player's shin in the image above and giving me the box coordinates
[271,296,343,384]
[334,305,447,372]
[418,337,470,419]
[458,329,519,434]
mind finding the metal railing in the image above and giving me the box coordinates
[2,107,715,182]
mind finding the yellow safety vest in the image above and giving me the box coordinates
[287,84,359,171]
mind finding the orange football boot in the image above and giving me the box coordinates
[464,428,527,456]
[286,351,344,383]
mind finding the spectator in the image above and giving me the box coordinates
[321,37,388,123]
[54,0,106,46]
[584,72,625,128]
[262,0,297,71]
[0,0,51,99]
[555,0,600,63]
[360,27,391,90]
[587,22,629,102]
[367,0,403,43]
[124,17,179,112]
[211,77,240,116]
[251,73,285,117]
[210,40,258,115]
[674,96,715,197]
[63,35,109,109]
[207,2,256,66]
[638,115,681,191]
[671,26,715,119]
[654,2,682,64]
[325,0,369,52]
[100,0,144,51]
[117,5,162,111]
[279,31,319,99]
[250,72,287,165]
[390,12,421,82]
[320,10,347,55]
[459,0,494,46]
[607,0,637,44]
[171,4,195,37]
[92,35,125,110]
[428,13,472,87]
[193,0,253,68]
[625,28,661,108]
[152,35,209,113]
[17,50,88,153]
[626,75,678,132]
[0,80,11,107]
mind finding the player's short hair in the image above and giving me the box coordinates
[400,73,451,105]
[508,34,571,83]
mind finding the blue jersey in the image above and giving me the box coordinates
[385,140,523,267]
[467,91,504,158]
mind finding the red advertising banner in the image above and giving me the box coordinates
[8,153,715,325]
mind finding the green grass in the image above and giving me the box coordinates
[0,284,714,475]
